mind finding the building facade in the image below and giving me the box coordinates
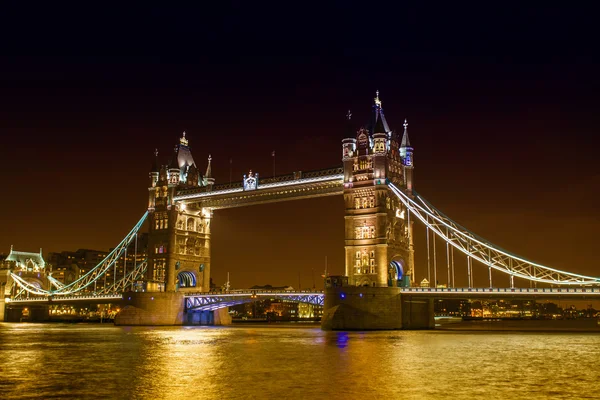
[146,133,213,292]
[342,92,415,287]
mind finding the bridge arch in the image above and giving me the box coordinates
[388,257,406,287]
[177,271,197,288]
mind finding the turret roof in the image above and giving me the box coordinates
[400,119,411,148]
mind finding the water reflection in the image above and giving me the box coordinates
[1,324,600,399]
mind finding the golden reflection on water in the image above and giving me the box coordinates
[1,324,600,400]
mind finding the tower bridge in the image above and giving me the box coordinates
[3,91,600,329]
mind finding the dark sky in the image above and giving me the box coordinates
[1,4,599,289]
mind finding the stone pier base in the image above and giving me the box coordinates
[115,292,185,326]
[321,287,434,330]
[114,292,232,326]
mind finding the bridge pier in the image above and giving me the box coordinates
[115,292,185,325]
[321,287,434,330]
[114,292,232,326]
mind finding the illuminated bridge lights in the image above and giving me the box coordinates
[8,294,124,304]
[9,212,149,298]
[174,171,344,202]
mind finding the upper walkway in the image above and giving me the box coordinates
[174,167,344,209]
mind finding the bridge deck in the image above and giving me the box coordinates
[400,287,600,299]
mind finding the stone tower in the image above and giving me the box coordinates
[146,132,212,293]
[342,92,415,287]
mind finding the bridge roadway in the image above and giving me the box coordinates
[7,287,600,308]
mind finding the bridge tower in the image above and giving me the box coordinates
[146,132,212,293]
[342,92,415,287]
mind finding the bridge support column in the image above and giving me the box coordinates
[321,287,434,330]
[115,292,185,325]
[401,295,435,330]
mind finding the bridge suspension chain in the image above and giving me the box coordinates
[389,183,600,286]
[94,260,148,295]
[10,211,149,297]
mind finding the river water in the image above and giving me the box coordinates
[1,323,599,399]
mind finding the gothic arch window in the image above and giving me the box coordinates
[177,220,184,230]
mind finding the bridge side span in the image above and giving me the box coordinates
[389,183,600,286]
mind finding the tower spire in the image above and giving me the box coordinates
[374,90,382,108]
[180,131,189,146]
[205,154,212,179]
[205,154,215,188]
[401,119,411,147]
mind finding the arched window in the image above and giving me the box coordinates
[187,218,195,231]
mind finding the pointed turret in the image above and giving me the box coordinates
[370,90,391,135]
[400,118,411,148]
[374,112,386,134]
[205,154,215,188]
[400,118,414,193]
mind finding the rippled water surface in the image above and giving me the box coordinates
[1,323,600,399]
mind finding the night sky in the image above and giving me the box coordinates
[1,4,599,289]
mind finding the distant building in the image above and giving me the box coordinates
[1,246,48,295]
[250,284,294,291]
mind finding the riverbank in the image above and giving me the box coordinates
[436,317,600,332]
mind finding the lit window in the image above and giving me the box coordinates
[369,196,375,208]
